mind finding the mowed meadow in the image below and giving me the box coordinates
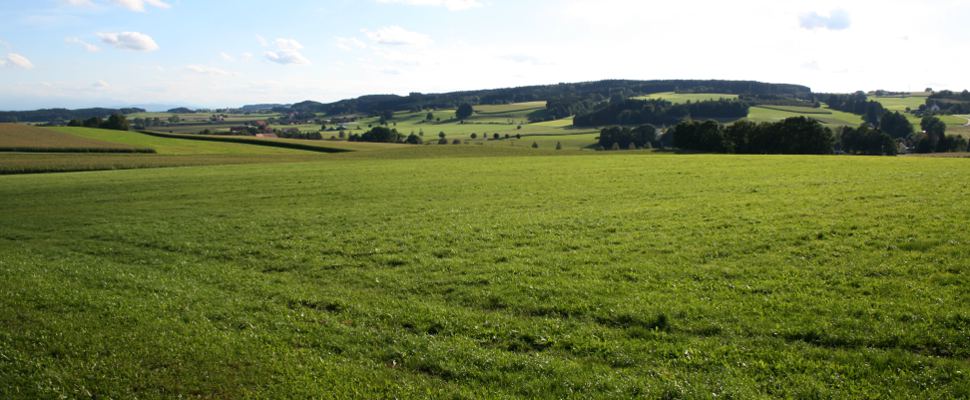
[1,150,968,398]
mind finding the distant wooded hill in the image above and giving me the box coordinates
[286,79,813,115]
[0,108,145,123]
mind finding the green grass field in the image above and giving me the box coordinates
[0,153,326,174]
[635,92,740,104]
[0,149,967,398]
[870,95,928,112]
[55,127,312,155]
[0,127,340,174]
[747,105,863,128]
[0,124,152,153]
[475,101,546,115]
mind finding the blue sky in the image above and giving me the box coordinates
[1,0,969,110]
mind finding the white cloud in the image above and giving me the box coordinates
[264,38,310,65]
[97,31,159,51]
[112,0,171,12]
[219,51,234,62]
[186,65,232,76]
[240,52,254,61]
[65,0,95,6]
[6,53,34,69]
[93,80,110,89]
[800,9,851,30]
[66,37,100,52]
[265,50,310,65]
[363,26,432,46]
[256,35,268,47]
[376,0,482,11]
[336,37,367,51]
[275,38,304,51]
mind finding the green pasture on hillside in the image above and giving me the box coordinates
[870,95,928,112]
[54,127,311,155]
[634,92,740,104]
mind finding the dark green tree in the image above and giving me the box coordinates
[878,112,913,139]
[359,126,402,143]
[101,114,130,131]
[405,133,423,144]
[456,103,474,120]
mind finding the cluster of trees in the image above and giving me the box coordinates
[840,114,967,155]
[527,96,597,122]
[840,125,897,155]
[347,126,425,145]
[821,92,886,124]
[911,116,967,153]
[574,99,749,127]
[667,113,968,156]
[598,125,657,149]
[848,113,965,154]
[672,117,834,154]
[166,107,195,114]
[925,90,970,114]
[277,129,323,140]
[130,117,167,128]
[66,114,130,131]
[349,126,403,143]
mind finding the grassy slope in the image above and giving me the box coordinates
[871,95,927,112]
[0,127,336,174]
[747,106,863,128]
[0,124,150,152]
[0,151,967,398]
[0,153,327,175]
[54,127,310,155]
[634,92,740,103]
[475,101,546,114]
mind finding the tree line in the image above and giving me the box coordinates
[671,117,835,154]
[347,126,424,144]
[598,125,657,149]
[666,113,967,155]
[820,92,886,125]
[0,107,144,123]
[66,114,130,131]
[574,99,749,127]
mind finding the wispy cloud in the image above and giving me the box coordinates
[97,31,159,51]
[6,53,35,69]
[93,80,110,89]
[264,38,310,65]
[336,37,367,51]
[111,0,171,12]
[186,65,233,76]
[219,51,234,62]
[799,9,851,30]
[64,0,95,7]
[363,26,432,46]
[376,0,482,11]
[66,37,100,52]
